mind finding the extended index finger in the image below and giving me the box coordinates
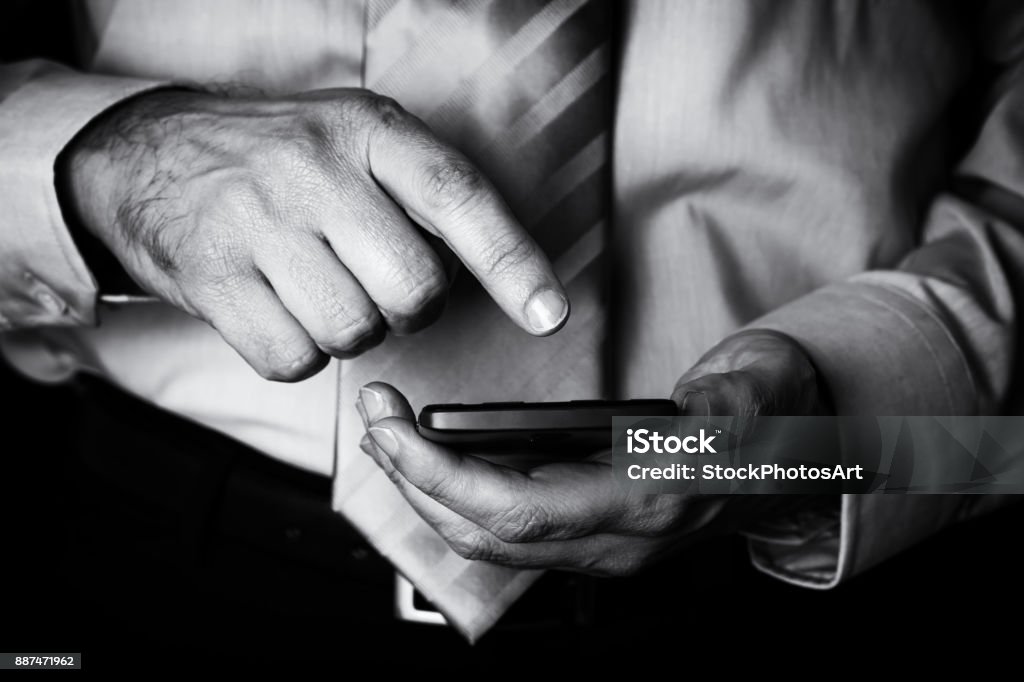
[364,99,570,336]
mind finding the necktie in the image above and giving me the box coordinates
[332,0,612,641]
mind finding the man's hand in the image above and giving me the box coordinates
[356,330,826,575]
[60,89,569,380]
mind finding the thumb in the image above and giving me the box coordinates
[671,372,768,417]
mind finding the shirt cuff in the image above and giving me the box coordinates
[0,61,169,329]
[746,495,968,589]
[735,276,978,585]
[744,274,978,416]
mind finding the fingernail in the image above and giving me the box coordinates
[359,433,373,453]
[359,386,385,421]
[368,426,398,457]
[525,288,569,335]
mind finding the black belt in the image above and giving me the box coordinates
[65,374,594,635]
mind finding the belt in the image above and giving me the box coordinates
[66,374,594,633]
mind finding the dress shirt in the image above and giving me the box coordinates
[2,0,1022,627]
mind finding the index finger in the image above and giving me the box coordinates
[365,99,570,336]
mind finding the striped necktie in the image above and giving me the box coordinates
[332,0,612,641]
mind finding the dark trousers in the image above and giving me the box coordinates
[4,364,1023,669]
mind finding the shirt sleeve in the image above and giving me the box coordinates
[742,3,1024,587]
[0,59,169,330]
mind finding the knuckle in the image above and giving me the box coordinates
[418,159,485,214]
[334,92,412,137]
[384,268,448,332]
[292,113,365,191]
[299,105,359,169]
[365,95,410,130]
[402,264,448,309]
[294,113,335,155]
[271,136,328,187]
[191,251,254,301]
[416,467,454,502]
[480,231,537,279]
[323,313,385,356]
[256,343,325,382]
[215,175,277,224]
[193,182,275,264]
[258,331,324,381]
[448,534,481,561]
[285,261,386,354]
[448,531,503,563]
[489,504,548,544]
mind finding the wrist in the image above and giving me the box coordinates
[54,89,187,296]
[55,145,143,297]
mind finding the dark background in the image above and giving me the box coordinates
[3,358,1021,671]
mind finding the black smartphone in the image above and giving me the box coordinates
[416,399,678,454]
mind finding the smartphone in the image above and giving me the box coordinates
[417,399,678,454]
